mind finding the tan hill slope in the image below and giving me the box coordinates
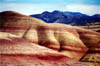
[0,32,77,66]
[0,11,100,65]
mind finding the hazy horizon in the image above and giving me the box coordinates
[0,0,100,15]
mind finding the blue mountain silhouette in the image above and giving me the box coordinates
[30,10,100,25]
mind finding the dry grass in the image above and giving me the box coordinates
[88,54,100,66]
[75,22,100,32]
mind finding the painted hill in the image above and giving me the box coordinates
[0,11,100,65]
[31,10,100,25]
[0,32,76,66]
[0,11,89,60]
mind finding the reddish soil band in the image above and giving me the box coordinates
[60,48,87,53]
[0,54,71,61]
[61,44,87,48]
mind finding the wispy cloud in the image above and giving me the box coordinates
[0,0,100,15]
[0,3,65,15]
[66,4,100,15]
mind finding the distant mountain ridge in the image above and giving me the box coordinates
[31,10,100,25]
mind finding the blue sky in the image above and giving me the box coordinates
[0,0,100,15]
